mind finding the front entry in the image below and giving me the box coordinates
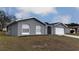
[47,26,51,34]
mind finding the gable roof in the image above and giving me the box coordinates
[51,22,68,27]
[7,18,45,27]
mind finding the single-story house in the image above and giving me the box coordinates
[6,18,69,36]
[45,22,70,35]
[7,18,46,36]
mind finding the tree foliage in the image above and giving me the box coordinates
[66,23,79,26]
[0,10,16,30]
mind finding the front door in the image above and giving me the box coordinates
[47,26,51,34]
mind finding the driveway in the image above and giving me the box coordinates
[64,34,79,39]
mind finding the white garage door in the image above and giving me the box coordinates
[55,28,64,35]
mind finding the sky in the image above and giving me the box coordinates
[0,7,79,24]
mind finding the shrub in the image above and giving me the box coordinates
[70,30,74,33]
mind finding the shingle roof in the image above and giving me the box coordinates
[50,22,68,27]
[7,18,46,27]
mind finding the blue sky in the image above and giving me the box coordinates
[1,7,79,24]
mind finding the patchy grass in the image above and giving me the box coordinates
[0,32,79,51]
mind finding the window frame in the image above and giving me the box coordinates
[36,25,41,34]
[21,24,30,35]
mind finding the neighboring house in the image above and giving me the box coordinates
[66,24,79,34]
[7,18,69,36]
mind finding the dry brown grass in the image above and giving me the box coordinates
[0,31,79,51]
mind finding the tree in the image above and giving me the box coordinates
[0,10,16,31]
[70,30,74,33]
[0,10,6,30]
[70,23,79,26]
[66,23,79,27]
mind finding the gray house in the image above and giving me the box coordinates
[7,18,46,36]
[7,18,69,36]
[45,22,70,35]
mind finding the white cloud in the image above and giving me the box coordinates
[17,7,57,14]
[15,12,30,20]
[53,15,71,24]
[15,7,57,19]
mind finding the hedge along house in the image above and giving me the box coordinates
[7,18,46,36]
[7,18,69,36]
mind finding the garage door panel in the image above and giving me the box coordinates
[55,28,64,35]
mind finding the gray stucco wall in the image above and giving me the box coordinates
[64,27,70,33]
[51,25,54,35]
[45,24,51,35]
[17,19,46,36]
[7,23,18,36]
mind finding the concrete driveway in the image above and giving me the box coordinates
[64,34,79,39]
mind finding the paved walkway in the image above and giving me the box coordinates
[64,34,79,39]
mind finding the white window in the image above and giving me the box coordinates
[22,24,30,35]
[36,25,41,34]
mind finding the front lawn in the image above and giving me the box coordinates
[0,31,79,51]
